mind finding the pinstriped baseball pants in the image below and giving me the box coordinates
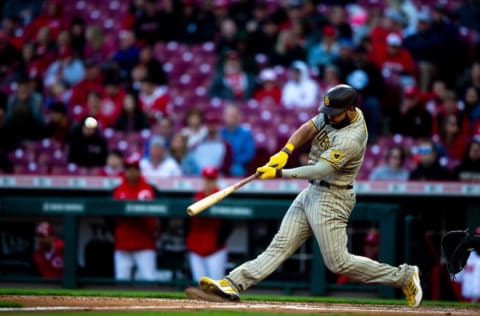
[227,184,412,292]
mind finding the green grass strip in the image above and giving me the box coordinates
[0,300,22,308]
[0,287,474,308]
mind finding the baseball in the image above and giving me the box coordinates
[84,117,98,128]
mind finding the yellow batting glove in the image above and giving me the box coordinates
[267,143,295,169]
[256,165,282,179]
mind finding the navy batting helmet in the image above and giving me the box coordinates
[319,84,358,115]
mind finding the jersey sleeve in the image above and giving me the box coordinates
[310,114,324,131]
[320,137,362,169]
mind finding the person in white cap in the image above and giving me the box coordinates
[253,68,281,104]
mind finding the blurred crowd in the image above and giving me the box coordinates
[0,0,479,181]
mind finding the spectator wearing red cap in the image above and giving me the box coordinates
[185,166,233,282]
[307,25,340,75]
[33,221,64,279]
[113,153,158,281]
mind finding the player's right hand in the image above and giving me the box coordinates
[267,144,294,169]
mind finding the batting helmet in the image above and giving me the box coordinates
[319,84,358,115]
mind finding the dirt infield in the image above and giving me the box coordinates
[1,295,480,315]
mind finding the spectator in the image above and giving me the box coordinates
[454,138,480,182]
[174,0,208,44]
[220,104,255,177]
[403,10,436,91]
[369,8,404,58]
[31,26,57,78]
[346,45,384,143]
[318,64,341,98]
[429,4,462,88]
[3,77,44,147]
[139,136,182,177]
[0,29,21,82]
[134,0,171,45]
[432,90,470,140]
[273,21,306,67]
[113,154,158,281]
[308,25,340,75]
[215,19,243,58]
[245,17,278,59]
[409,139,454,180]
[185,167,233,282]
[458,62,480,97]
[139,73,170,123]
[180,107,207,150]
[137,45,167,86]
[67,116,108,168]
[114,93,150,133]
[44,47,85,87]
[373,33,416,87]
[69,60,104,120]
[99,76,126,128]
[437,113,469,162]
[281,60,319,109]
[169,132,189,167]
[84,25,113,64]
[462,86,480,125]
[369,145,410,180]
[112,30,140,80]
[394,85,432,138]
[24,0,68,41]
[208,51,256,101]
[253,68,282,104]
[101,150,124,177]
[33,221,64,279]
[69,17,86,58]
[151,116,175,147]
[182,112,233,176]
[44,102,71,145]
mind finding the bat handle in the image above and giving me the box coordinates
[233,173,260,190]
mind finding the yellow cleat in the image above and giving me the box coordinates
[402,266,423,308]
[199,277,240,301]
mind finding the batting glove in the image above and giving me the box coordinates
[256,165,282,179]
[267,143,294,169]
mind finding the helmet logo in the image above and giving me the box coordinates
[324,96,330,106]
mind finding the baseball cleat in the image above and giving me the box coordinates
[199,277,240,301]
[402,266,423,308]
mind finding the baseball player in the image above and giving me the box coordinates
[195,84,423,307]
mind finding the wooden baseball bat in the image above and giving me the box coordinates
[186,173,259,216]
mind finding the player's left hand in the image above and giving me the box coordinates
[256,165,281,179]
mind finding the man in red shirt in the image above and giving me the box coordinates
[185,167,232,282]
[33,221,64,279]
[113,153,158,281]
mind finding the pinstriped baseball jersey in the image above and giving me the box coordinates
[309,107,368,186]
[223,107,416,297]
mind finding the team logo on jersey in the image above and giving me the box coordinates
[330,149,344,162]
[324,96,330,106]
